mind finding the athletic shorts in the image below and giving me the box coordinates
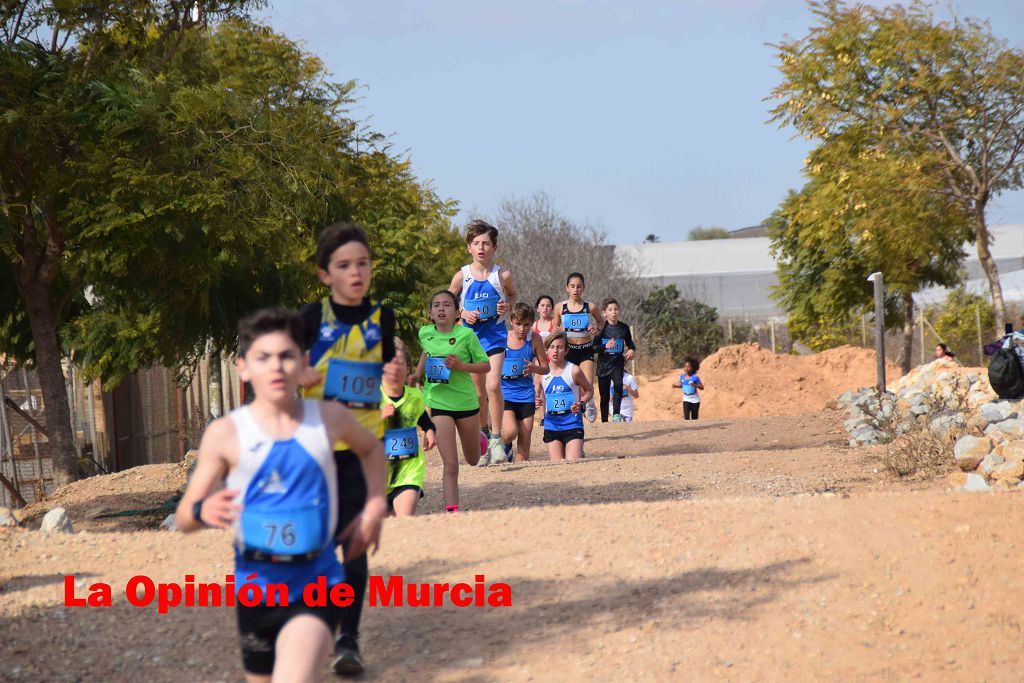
[237,600,342,675]
[387,484,424,510]
[543,428,585,445]
[503,400,536,421]
[429,407,480,420]
[334,450,366,537]
[387,454,425,494]
[566,343,595,366]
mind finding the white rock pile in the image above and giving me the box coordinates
[836,357,1024,492]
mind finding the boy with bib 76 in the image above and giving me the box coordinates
[175,309,386,683]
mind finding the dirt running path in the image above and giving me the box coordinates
[2,414,1022,681]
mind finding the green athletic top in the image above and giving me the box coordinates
[418,324,487,411]
[382,386,427,457]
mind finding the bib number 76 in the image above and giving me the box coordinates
[264,522,297,548]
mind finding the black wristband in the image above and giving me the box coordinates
[192,498,210,527]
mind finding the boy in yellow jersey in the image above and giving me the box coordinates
[297,222,399,677]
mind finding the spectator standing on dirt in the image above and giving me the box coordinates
[672,357,704,421]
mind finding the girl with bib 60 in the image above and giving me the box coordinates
[538,332,594,461]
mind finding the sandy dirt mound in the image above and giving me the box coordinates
[636,343,902,421]
[18,463,186,532]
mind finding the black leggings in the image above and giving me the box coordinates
[597,366,625,421]
[683,401,700,420]
[335,451,368,640]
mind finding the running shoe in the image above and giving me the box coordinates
[503,442,514,462]
[331,633,364,676]
[478,430,491,466]
[611,414,623,423]
[585,400,597,423]
[487,436,506,465]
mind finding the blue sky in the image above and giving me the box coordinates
[263,0,1024,244]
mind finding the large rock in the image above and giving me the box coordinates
[991,457,1024,483]
[958,473,993,493]
[979,452,1005,475]
[40,507,73,533]
[979,402,1018,425]
[0,507,16,528]
[953,436,992,472]
[930,413,965,434]
[995,418,1024,439]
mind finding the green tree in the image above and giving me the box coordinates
[768,128,970,371]
[637,284,724,363]
[769,0,1024,333]
[926,290,994,366]
[1,4,458,484]
[688,226,730,241]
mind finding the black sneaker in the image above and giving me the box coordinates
[331,633,364,676]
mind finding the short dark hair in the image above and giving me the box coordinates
[511,303,535,324]
[430,290,459,308]
[683,356,700,372]
[602,298,619,310]
[466,219,498,247]
[238,308,304,358]
[566,272,585,286]
[316,222,371,270]
[535,295,554,308]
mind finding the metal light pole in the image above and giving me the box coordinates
[867,272,885,393]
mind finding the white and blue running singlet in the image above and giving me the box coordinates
[501,333,535,403]
[226,400,344,594]
[542,362,583,431]
[460,264,508,352]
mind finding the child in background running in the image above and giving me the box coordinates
[532,295,556,342]
[539,332,594,461]
[414,290,489,511]
[380,340,436,516]
[672,357,704,420]
[448,220,518,466]
[533,294,556,427]
[498,303,549,463]
[554,273,603,424]
[296,222,398,676]
[617,371,640,422]
[596,298,636,422]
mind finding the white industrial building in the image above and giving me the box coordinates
[616,224,1024,321]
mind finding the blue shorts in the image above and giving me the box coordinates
[471,318,508,354]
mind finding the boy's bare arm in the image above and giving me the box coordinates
[500,269,517,308]
[174,418,238,532]
[448,270,463,296]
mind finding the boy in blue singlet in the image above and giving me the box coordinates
[296,222,399,675]
[496,303,549,463]
[448,219,518,466]
[176,309,386,683]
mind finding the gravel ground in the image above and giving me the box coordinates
[2,412,1021,682]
